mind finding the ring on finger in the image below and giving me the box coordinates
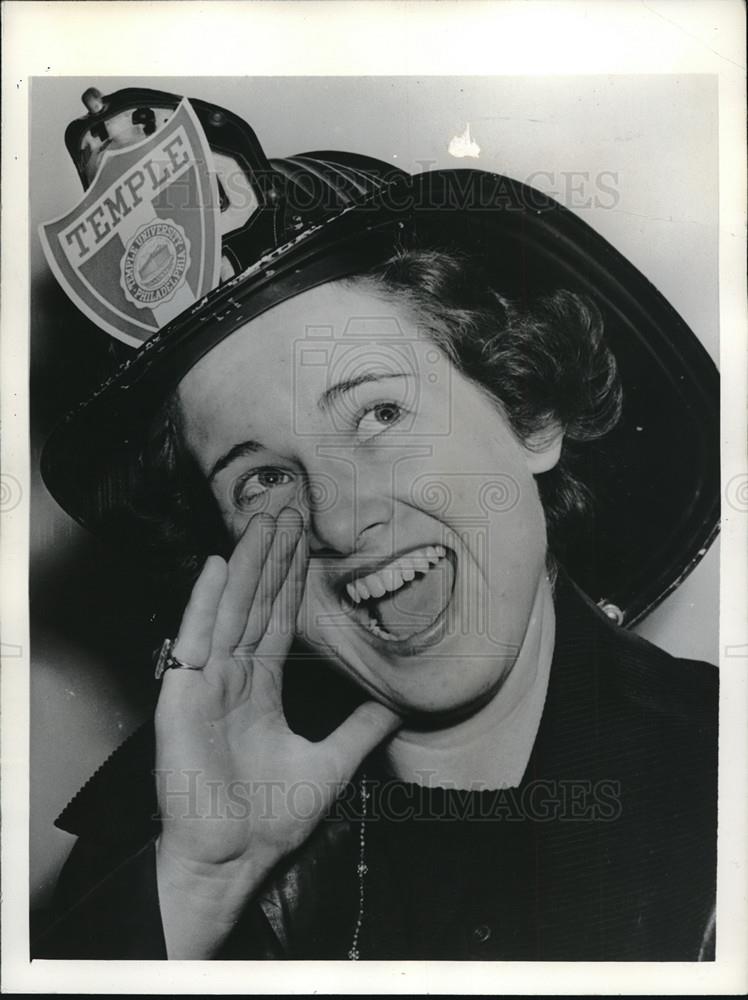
[154,637,205,680]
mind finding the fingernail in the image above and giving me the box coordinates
[246,511,275,533]
[243,512,276,546]
[276,506,303,526]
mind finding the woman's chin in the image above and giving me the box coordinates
[301,588,521,724]
[325,643,510,725]
[392,689,500,728]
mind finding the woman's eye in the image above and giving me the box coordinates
[356,402,405,439]
[231,468,293,509]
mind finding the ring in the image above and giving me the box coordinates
[154,638,204,680]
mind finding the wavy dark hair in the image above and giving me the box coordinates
[135,248,622,580]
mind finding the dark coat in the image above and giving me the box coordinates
[33,573,718,960]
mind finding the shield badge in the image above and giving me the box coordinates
[40,99,221,346]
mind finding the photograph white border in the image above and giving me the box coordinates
[2,1,746,994]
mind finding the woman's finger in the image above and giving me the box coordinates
[239,508,304,653]
[211,512,277,657]
[249,524,308,710]
[325,701,402,782]
[172,555,228,667]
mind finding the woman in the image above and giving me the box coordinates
[34,85,719,961]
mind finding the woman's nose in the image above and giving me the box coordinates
[302,460,391,557]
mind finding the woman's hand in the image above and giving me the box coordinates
[153,508,401,957]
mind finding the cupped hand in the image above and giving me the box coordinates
[154,508,401,885]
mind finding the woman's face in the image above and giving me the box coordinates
[178,281,561,719]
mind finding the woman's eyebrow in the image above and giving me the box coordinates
[208,374,413,480]
[318,372,412,411]
[208,439,263,482]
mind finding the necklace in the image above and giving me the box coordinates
[347,774,369,960]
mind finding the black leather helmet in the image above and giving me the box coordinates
[39,85,719,626]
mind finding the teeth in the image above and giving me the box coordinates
[343,544,449,604]
[370,567,404,593]
[365,575,386,599]
[367,617,397,641]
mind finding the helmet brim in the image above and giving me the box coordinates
[40,167,720,625]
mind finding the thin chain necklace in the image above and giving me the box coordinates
[347,774,369,960]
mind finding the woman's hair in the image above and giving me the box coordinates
[135,247,622,579]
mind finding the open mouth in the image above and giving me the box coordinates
[339,544,456,654]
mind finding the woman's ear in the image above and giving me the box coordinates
[522,422,565,474]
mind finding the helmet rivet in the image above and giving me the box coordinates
[208,110,226,127]
[598,600,624,626]
[81,88,104,114]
